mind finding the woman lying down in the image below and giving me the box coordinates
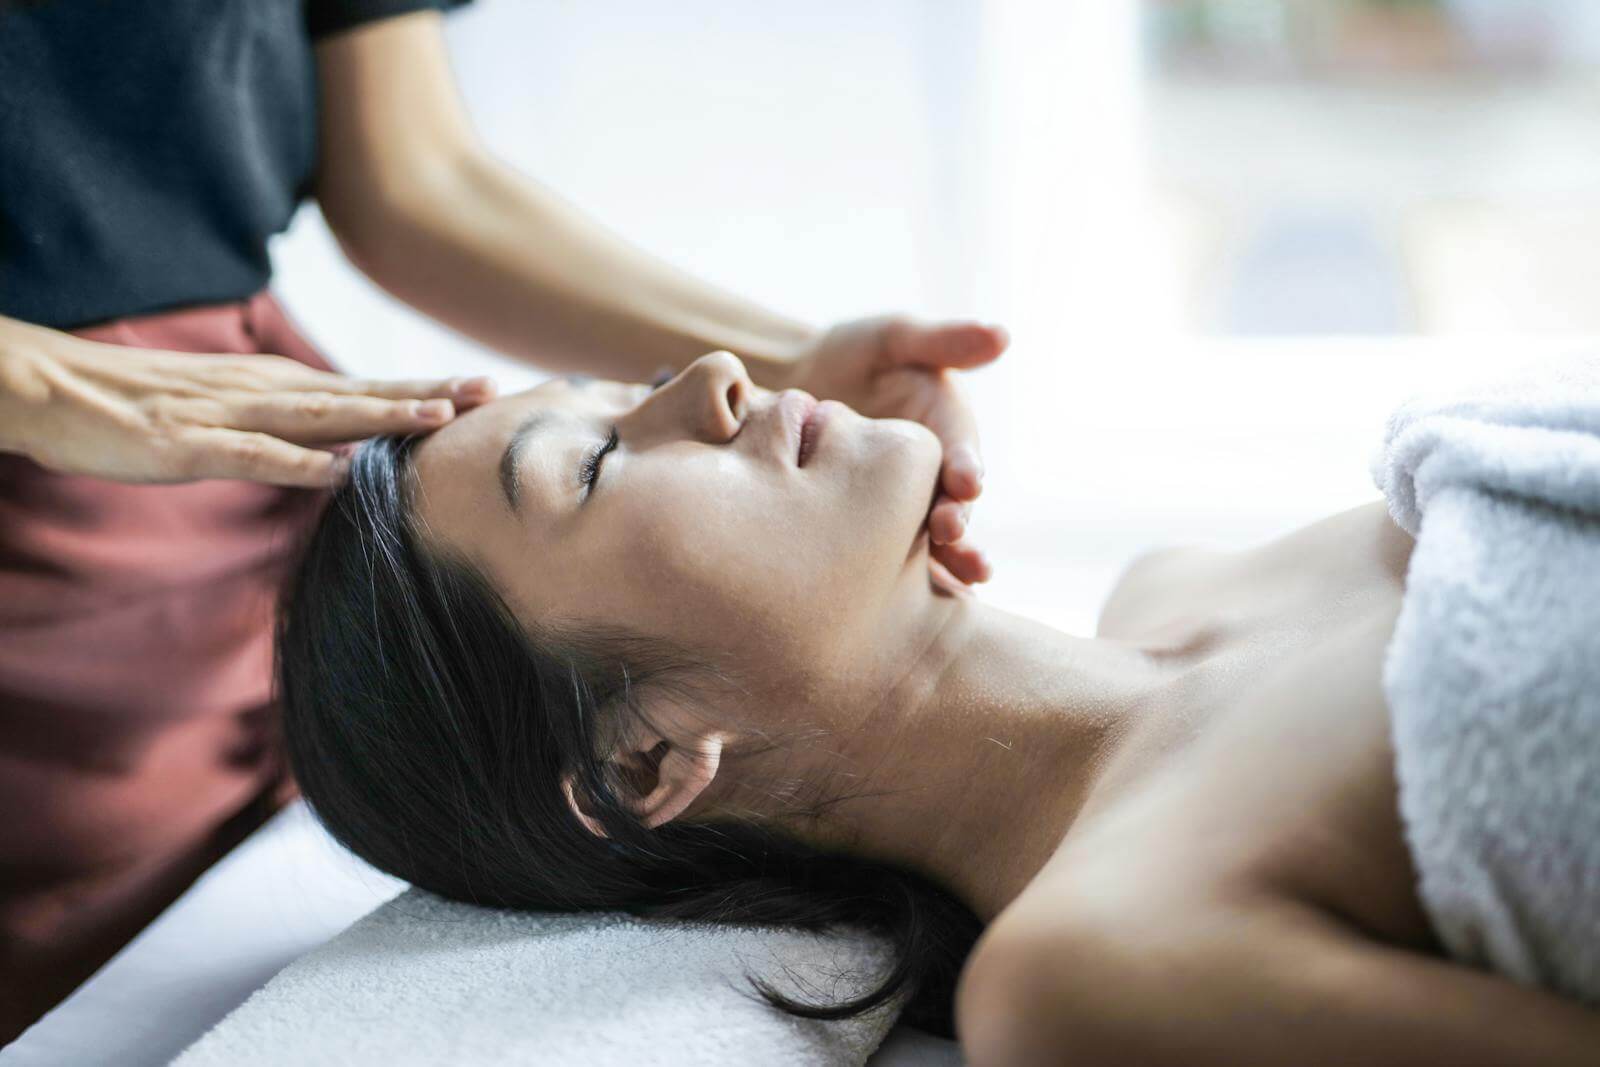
[277,350,1600,1065]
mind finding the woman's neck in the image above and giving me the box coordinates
[804,593,1186,923]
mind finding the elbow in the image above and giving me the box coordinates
[317,206,391,287]
[315,183,406,285]
[314,141,482,285]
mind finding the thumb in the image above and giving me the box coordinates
[884,320,1009,371]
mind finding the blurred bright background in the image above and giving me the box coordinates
[271,0,1598,635]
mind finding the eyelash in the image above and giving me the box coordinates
[579,371,672,495]
[579,428,618,493]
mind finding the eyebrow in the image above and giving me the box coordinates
[498,375,594,514]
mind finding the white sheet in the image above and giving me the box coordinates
[177,889,901,1065]
[0,802,406,1066]
[0,801,963,1066]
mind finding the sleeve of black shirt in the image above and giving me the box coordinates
[307,0,475,40]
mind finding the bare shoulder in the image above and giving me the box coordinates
[955,835,1241,1067]
[1095,501,1410,642]
[957,599,1429,1062]
[1094,542,1230,641]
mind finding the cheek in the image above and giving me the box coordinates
[591,427,938,661]
[616,475,833,657]
[626,492,779,611]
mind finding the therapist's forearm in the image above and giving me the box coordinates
[324,149,818,388]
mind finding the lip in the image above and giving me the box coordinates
[798,399,835,468]
[778,389,818,467]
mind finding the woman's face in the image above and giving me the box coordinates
[409,352,942,680]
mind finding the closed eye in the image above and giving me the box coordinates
[579,427,617,497]
[578,370,671,498]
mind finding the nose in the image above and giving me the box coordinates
[633,350,752,444]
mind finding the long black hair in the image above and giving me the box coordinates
[273,431,981,1036]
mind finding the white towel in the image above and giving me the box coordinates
[172,887,903,1066]
[1371,351,1600,1002]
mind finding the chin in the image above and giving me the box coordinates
[864,418,943,544]
[863,415,940,467]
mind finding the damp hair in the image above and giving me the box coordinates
[272,432,982,1036]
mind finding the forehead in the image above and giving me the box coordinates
[407,376,625,556]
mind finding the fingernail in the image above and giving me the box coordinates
[418,399,453,420]
[959,453,983,490]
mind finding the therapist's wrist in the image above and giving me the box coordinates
[0,317,60,458]
[731,325,820,392]
[710,315,812,395]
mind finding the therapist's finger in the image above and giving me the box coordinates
[224,392,460,445]
[928,554,977,599]
[884,319,1009,371]
[932,536,991,585]
[942,446,983,503]
[928,494,972,546]
[175,426,357,489]
[916,375,985,502]
[316,372,500,408]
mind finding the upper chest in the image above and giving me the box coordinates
[1024,502,1437,949]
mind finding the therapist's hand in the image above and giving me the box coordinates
[785,315,1006,586]
[0,322,498,488]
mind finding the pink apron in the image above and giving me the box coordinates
[0,290,332,1041]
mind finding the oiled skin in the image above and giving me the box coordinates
[1057,499,1432,952]
[954,501,1600,1066]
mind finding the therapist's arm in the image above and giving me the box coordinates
[312,11,1002,585]
[311,12,814,385]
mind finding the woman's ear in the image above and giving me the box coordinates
[628,734,725,829]
[560,731,727,839]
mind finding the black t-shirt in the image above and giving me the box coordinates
[0,0,473,330]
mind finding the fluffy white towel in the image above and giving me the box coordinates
[172,888,903,1066]
[1371,351,1600,1002]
